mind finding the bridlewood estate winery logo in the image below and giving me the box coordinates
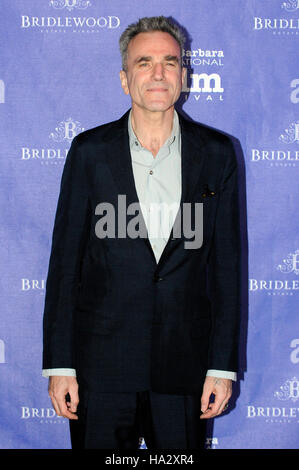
[281,1,299,12]
[49,0,91,11]
[274,377,299,402]
[21,1,120,33]
[253,0,299,35]
[276,250,299,275]
[249,250,299,295]
[21,279,45,292]
[21,406,67,424]
[251,122,299,167]
[21,118,84,165]
[279,122,299,145]
[49,118,84,143]
[247,377,299,423]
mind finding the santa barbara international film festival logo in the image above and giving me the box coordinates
[249,250,299,295]
[181,47,224,103]
[21,118,84,165]
[253,0,299,35]
[21,0,120,33]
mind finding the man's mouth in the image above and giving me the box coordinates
[147,87,168,92]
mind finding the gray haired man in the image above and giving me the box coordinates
[43,16,241,449]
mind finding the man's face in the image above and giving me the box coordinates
[120,31,186,113]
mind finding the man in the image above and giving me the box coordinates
[43,16,241,449]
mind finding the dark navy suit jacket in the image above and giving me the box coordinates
[43,109,241,395]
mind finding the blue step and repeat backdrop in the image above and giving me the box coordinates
[0,0,298,450]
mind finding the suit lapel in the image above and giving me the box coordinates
[103,110,207,266]
[180,114,207,206]
[104,111,156,262]
[103,111,138,207]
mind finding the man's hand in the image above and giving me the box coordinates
[200,376,232,419]
[48,376,79,420]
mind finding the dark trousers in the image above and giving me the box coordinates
[69,390,206,449]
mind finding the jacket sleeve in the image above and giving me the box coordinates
[42,136,91,370]
[207,138,241,373]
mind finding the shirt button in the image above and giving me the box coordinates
[149,170,153,175]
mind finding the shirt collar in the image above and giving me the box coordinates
[128,109,179,152]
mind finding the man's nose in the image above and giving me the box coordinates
[151,63,165,80]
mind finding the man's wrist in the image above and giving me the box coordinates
[206,369,237,381]
[42,368,76,377]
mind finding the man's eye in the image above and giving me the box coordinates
[166,62,175,67]
[140,62,150,67]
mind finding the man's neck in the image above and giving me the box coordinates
[130,105,175,157]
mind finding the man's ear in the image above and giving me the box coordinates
[119,70,129,95]
[181,67,187,87]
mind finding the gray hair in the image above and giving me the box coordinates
[119,16,185,71]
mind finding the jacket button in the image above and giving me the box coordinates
[153,276,163,282]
